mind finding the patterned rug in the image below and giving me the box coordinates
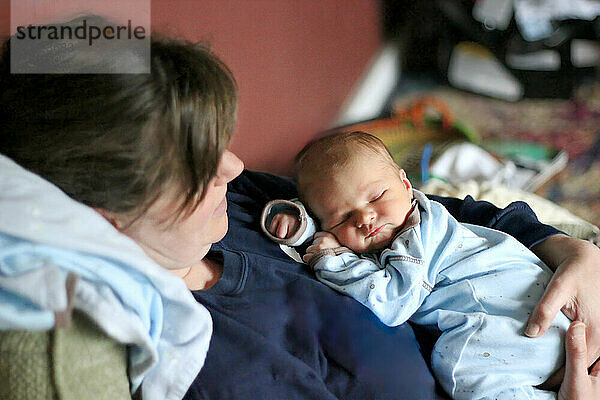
[392,85,600,228]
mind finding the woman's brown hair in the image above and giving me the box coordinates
[0,16,238,222]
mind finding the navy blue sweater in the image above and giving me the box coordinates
[184,170,561,400]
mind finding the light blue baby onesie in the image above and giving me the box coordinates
[264,190,570,400]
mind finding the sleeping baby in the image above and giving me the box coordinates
[261,131,569,400]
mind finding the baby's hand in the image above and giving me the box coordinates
[269,213,300,239]
[303,231,341,263]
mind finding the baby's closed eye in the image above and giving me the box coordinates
[370,190,386,203]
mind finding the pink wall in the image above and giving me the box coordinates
[0,1,382,175]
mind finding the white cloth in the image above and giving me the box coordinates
[515,0,600,41]
[429,142,536,190]
[0,154,212,400]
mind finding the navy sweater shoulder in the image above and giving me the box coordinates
[184,170,561,400]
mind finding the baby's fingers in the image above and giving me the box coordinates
[269,215,288,239]
[287,218,300,236]
[269,216,281,236]
[302,252,314,263]
[305,243,319,254]
[270,214,301,239]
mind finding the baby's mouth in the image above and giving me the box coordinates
[366,225,384,239]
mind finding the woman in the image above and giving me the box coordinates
[0,16,599,400]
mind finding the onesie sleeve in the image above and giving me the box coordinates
[312,233,430,327]
[260,199,318,246]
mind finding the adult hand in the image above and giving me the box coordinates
[558,322,600,400]
[303,231,341,263]
[269,213,300,239]
[528,234,600,368]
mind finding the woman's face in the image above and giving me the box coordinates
[119,150,244,271]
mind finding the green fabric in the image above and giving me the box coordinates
[0,326,55,400]
[0,311,131,400]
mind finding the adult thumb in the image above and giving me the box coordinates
[563,322,588,396]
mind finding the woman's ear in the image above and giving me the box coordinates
[94,208,125,231]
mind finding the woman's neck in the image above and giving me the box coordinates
[178,258,223,290]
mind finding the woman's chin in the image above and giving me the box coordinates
[214,214,229,241]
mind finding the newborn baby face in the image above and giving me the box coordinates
[305,153,413,253]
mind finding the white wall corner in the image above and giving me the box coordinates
[332,41,402,128]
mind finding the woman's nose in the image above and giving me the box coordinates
[214,150,244,186]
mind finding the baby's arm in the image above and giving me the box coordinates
[307,232,429,327]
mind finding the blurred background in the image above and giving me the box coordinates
[0,0,382,175]
[1,0,599,238]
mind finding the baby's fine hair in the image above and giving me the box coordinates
[294,131,397,197]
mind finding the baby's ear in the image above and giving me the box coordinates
[398,168,412,191]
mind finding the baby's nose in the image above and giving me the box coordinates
[356,210,375,227]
